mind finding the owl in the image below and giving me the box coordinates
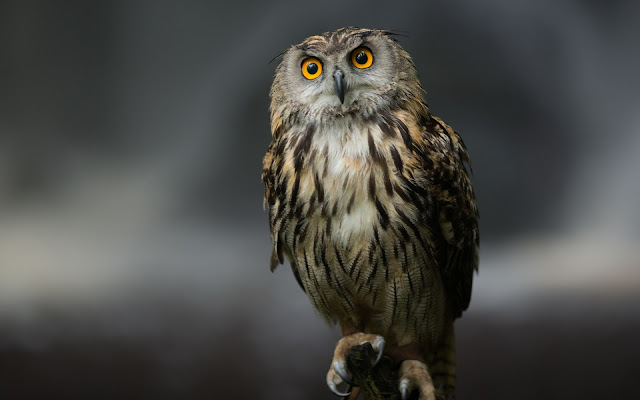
[263,27,478,400]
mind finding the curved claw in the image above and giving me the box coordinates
[399,378,410,400]
[333,360,353,385]
[371,336,386,366]
[326,373,351,397]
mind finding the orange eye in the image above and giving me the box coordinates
[301,57,323,79]
[351,47,373,69]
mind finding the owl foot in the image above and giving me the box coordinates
[326,332,385,397]
[399,360,436,400]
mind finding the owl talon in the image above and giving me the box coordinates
[400,378,411,400]
[398,360,436,400]
[372,335,385,366]
[326,332,385,397]
[326,371,351,397]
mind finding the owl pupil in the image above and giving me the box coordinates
[307,63,318,75]
[356,51,368,64]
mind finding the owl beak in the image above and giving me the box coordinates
[333,69,345,104]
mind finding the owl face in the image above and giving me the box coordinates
[272,28,421,122]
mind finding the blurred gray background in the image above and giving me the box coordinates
[1,0,639,399]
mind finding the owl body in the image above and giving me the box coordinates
[263,28,478,397]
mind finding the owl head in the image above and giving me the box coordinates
[270,27,426,133]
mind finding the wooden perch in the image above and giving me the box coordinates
[345,343,419,400]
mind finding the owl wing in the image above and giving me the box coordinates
[262,138,284,270]
[423,115,479,318]
[262,137,306,291]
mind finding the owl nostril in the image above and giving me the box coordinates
[333,69,345,104]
